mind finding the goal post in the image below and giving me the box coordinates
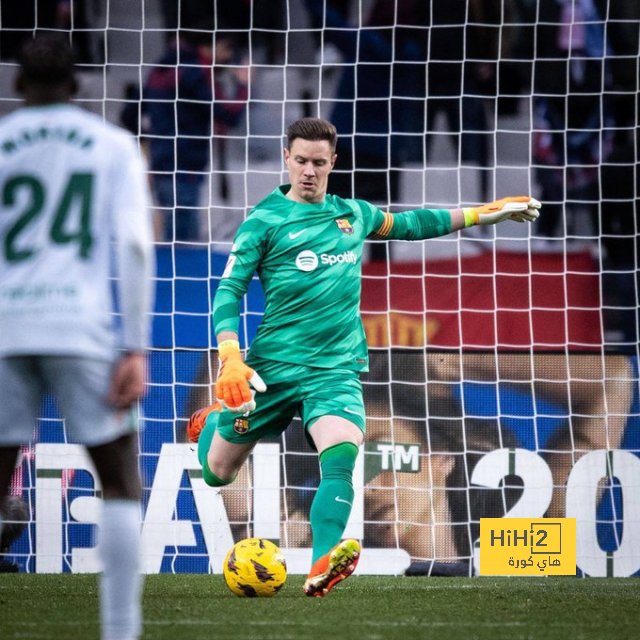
[1,0,638,577]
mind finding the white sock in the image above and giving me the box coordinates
[99,500,143,640]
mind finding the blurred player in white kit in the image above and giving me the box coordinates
[0,34,155,640]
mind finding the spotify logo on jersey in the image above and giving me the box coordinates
[296,250,358,271]
[295,250,319,272]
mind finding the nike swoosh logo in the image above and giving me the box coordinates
[289,229,306,239]
[335,496,353,506]
[343,408,359,416]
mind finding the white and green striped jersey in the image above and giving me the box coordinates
[214,185,454,371]
[0,104,155,360]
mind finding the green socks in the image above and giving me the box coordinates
[310,442,359,563]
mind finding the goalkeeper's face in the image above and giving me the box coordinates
[284,138,336,204]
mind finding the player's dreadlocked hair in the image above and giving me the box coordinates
[18,32,76,85]
[286,117,337,152]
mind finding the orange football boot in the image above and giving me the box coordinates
[303,539,360,597]
[186,401,222,443]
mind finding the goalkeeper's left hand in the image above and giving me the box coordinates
[463,197,541,227]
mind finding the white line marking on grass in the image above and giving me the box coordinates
[137,620,564,629]
[8,620,571,630]
[139,620,584,633]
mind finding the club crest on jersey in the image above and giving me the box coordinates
[335,219,354,234]
[233,418,250,434]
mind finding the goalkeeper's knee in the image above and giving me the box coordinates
[202,458,236,487]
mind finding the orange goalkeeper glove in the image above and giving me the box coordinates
[215,340,266,414]
[463,196,541,227]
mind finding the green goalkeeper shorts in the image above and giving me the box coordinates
[208,358,366,450]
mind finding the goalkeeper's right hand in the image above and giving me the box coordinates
[215,340,266,414]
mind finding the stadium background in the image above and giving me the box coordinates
[1,0,639,577]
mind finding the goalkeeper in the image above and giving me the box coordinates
[188,117,540,597]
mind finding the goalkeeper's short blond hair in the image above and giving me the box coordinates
[286,117,337,152]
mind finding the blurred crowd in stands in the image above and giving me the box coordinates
[0,0,637,343]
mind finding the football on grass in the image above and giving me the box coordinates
[223,538,287,597]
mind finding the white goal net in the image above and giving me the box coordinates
[1,0,639,577]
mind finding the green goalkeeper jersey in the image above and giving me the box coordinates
[213,185,455,371]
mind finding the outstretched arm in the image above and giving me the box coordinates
[367,197,541,241]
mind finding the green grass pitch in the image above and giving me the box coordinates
[2,574,639,639]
